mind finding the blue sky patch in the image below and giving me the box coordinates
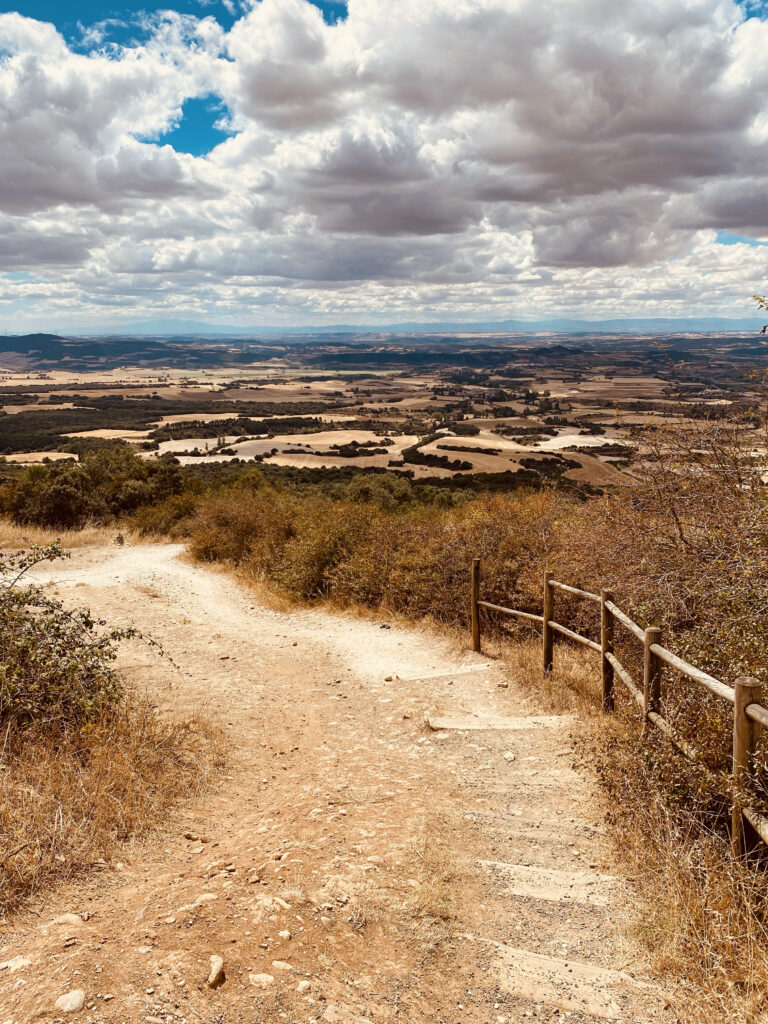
[737,1,768,17]
[157,95,233,156]
[716,231,768,246]
[8,1,348,46]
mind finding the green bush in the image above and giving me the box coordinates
[1,448,184,529]
[0,544,137,729]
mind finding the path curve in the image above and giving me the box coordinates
[0,543,670,1024]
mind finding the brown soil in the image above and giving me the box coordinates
[0,544,673,1024]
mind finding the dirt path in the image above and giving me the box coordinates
[0,543,671,1024]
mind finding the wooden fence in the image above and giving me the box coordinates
[470,557,768,857]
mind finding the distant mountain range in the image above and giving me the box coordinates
[42,315,766,337]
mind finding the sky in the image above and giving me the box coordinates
[2,0,768,331]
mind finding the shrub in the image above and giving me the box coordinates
[1,448,184,529]
[0,544,136,729]
[0,541,222,910]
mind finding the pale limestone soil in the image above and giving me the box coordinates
[0,544,674,1024]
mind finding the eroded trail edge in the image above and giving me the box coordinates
[0,544,670,1024]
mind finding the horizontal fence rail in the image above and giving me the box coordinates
[469,556,768,858]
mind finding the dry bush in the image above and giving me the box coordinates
[0,698,223,914]
[547,420,768,792]
[187,486,568,626]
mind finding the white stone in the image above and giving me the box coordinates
[207,954,225,988]
[250,973,275,988]
[55,990,86,1014]
[0,956,30,972]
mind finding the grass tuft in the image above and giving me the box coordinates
[0,696,224,914]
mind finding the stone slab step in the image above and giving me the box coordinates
[480,860,619,906]
[428,714,575,731]
[464,935,660,1021]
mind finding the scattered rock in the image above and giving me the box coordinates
[272,960,293,971]
[497,681,509,689]
[278,929,292,940]
[206,955,225,989]
[320,916,333,928]
[503,751,516,762]
[184,831,199,841]
[384,675,393,682]
[249,973,275,988]
[297,979,312,993]
[55,990,86,1014]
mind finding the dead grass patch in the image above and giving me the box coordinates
[0,518,120,549]
[408,821,458,925]
[502,635,602,714]
[0,695,224,916]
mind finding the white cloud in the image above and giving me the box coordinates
[1,0,768,328]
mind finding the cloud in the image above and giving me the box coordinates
[1,0,768,327]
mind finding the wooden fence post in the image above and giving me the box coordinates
[542,571,554,674]
[732,676,762,858]
[643,626,663,722]
[600,589,614,712]
[471,557,481,653]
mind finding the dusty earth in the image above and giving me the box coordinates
[0,544,673,1024]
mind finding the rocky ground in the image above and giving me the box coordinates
[0,543,674,1024]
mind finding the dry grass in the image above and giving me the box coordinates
[0,517,161,551]
[502,634,602,714]
[504,635,768,1024]
[0,695,224,915]
[408,821,457,925]
[0,518,122,549]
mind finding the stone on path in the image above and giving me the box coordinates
[0,956,31,973]
[206,954,225,988]
[55,989,86,1014]
[249,973,275,988]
